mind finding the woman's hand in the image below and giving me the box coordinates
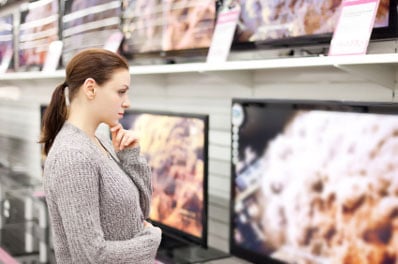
[110,123,139,151]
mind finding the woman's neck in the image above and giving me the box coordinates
[67,112,99,139]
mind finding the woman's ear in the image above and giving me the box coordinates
[83,78,96,99]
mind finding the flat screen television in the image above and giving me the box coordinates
[230,98,398,264]
[18,0,60,71]
[119,109,209,248]
[0,13,14,73]
[120,0,219,61]
[230,0,398,50]
[62,0,122,65]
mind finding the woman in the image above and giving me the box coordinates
[40,48,161,263]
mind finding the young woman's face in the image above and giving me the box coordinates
[95,69,131,127]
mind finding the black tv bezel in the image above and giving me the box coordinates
[120,0,223,63]
[229,98,398,264]
[231,0,398,51]
[121,108,210,248]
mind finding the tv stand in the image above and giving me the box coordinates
[156,234,230,263]
[159,233,190,251]
[157,245,230,264]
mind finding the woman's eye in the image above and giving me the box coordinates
[118,90,127,95]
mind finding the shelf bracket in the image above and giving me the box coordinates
[334,64,396,94]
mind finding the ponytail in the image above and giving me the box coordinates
[39,82,68,155]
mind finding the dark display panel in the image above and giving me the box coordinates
[62,0,122,64]
[120,110,209,247]
[230,99,398,264]
[18,0,59,71]
[121,0,217,57]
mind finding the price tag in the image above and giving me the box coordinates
[207,5,240,63]
[0,46,12,74]
[329,0,380,56]
[104,32,124,53]
[42,40,63,72]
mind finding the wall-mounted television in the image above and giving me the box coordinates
[0,13,14,73]
[230,0,397,50]
[18,0,60,71]
[119,109,209,249]
[230,98,398,264]
[62,0,122,65]
[121,0,219,61]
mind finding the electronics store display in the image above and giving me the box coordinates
[18,0,60,71]
[231,99,398,264]
[119,110,229,263]
[119,110,209,246]
[232,0,397,49]
[62,0,122,65]
[120,0,219,62]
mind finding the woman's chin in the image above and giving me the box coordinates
[105,120,119,127]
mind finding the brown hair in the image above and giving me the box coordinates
[39,48,129,155]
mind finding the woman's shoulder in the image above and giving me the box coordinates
[45,124,99,166]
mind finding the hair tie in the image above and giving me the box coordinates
[63,82,70,106]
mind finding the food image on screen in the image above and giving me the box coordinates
[233,0,390,43]
[121,0,163,53]
[19,0,59,71]
[232,102,398,264]
[62,0,122,64]
[121,0,216,54]
[0,14,13,72]
[121,112,206,238]
[163,0,216,51]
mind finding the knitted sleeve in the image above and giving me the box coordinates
[116,147,153,219]
[47,150,161,264]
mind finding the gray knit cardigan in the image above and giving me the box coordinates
[43,122,161,263]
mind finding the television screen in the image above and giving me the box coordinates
[18,0,59,71]
[231,0,397,48]
[62,0,122,65]
[119,110,209,247]
[121,0,217,57]
[0,13,14,73]
[230,99,398,264]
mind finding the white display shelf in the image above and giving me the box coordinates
[0,53,396,89]
[130,53,398,75]
[0,70,65,80]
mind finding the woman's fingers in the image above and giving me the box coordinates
[120,132,139,150]
[110,124,123,150]
[111,125,139,151]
